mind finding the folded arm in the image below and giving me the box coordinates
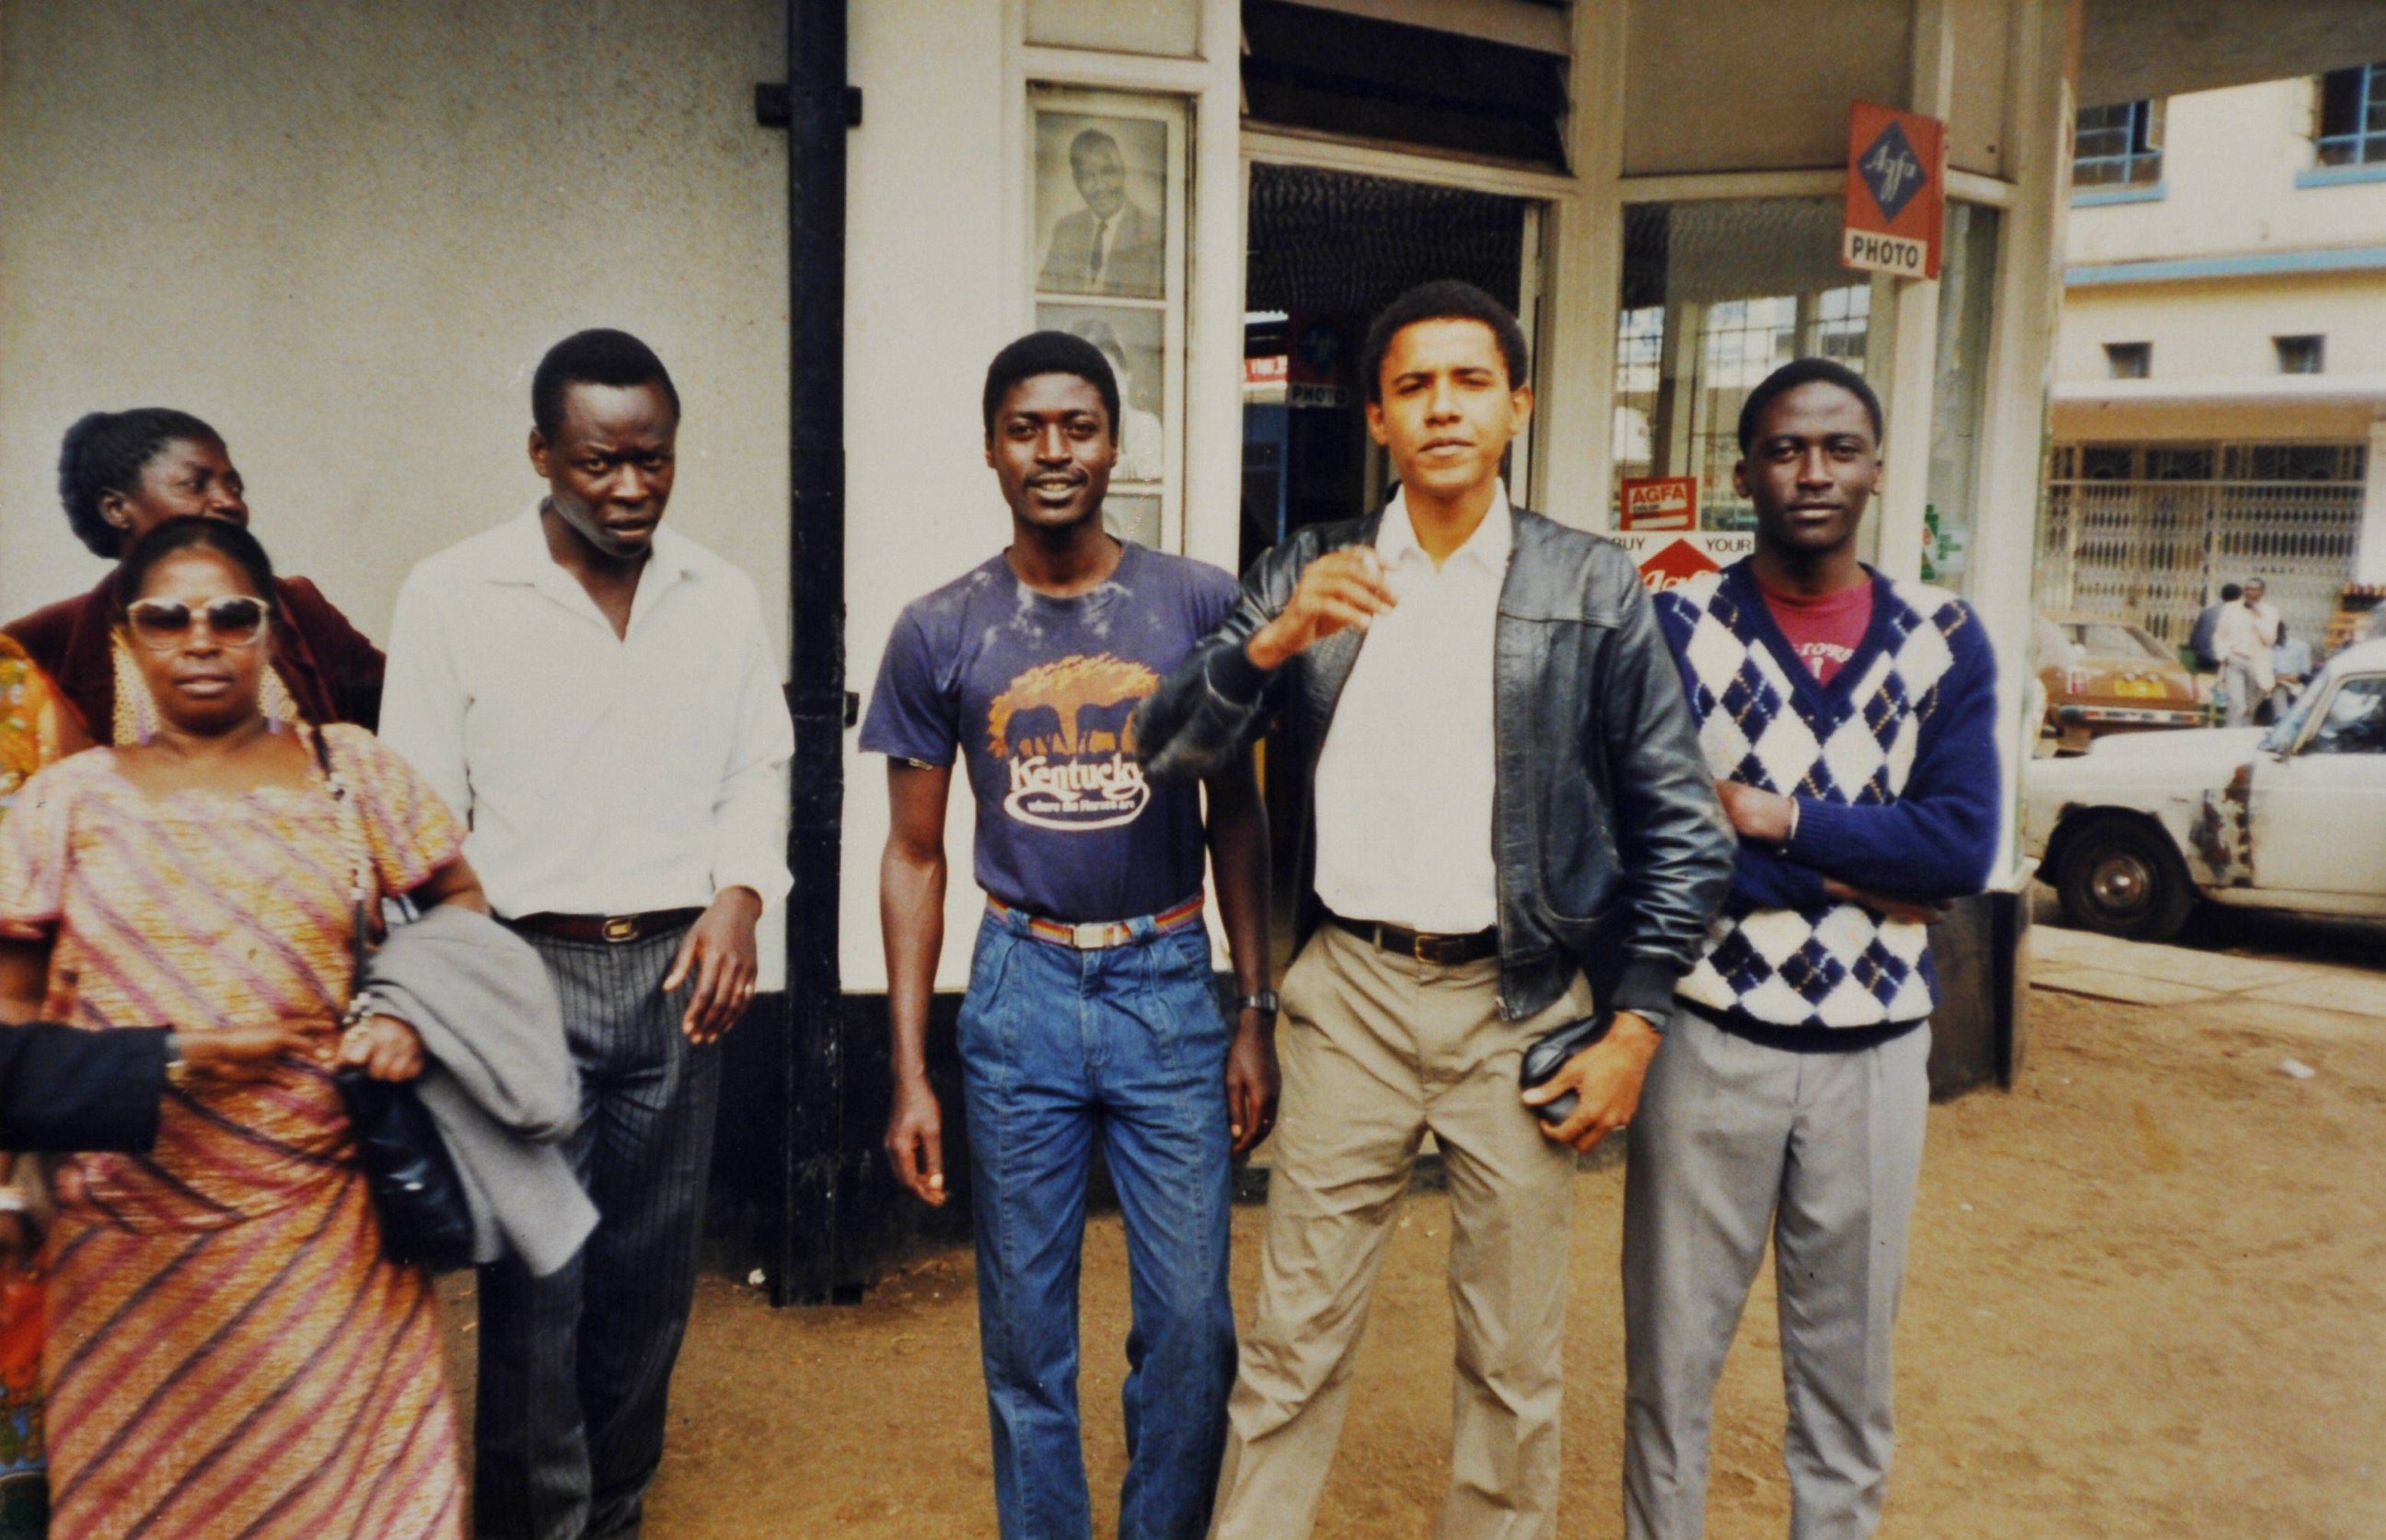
[1783,623,2002,901]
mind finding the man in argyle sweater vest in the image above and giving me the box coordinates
[1627,359,1999,1540]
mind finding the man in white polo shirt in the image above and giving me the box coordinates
[380,329,793,1540]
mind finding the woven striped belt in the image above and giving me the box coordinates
[988,894,1205,950]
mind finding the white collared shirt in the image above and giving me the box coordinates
[379,505,793,920]
[1312,483,1512,933]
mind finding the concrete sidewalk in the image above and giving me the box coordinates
[2030,922,2386,1022]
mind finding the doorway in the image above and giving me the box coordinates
[1240,163,1542,571]
[1238,162,1543,963]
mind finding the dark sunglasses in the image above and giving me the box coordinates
[125,596,272,651]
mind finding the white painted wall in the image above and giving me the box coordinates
[0,0,793,977]
[838,0,1013,990]
[2057,272,2386,387]
[1,0,790,633]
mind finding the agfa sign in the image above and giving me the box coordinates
[1843,102,1945,279]
[1618,476,1697,532]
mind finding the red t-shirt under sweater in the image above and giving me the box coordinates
[1756,573,1873,686]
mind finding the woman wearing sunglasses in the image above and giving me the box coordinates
[0,517,481,1538]
[3,408,383,745]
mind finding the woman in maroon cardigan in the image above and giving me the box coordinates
[4,409,383,740]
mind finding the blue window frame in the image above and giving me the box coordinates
[2074,100,2164,187]
[2317,64,2386,168]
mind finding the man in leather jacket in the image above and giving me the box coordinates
[1137,281,1732,1539]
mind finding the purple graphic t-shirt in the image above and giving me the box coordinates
[860,539,1238,923]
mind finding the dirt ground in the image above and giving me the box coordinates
[441,962,2386,1538]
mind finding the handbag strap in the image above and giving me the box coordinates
[307,725,376,1022]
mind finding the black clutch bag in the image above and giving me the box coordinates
[1520,1013,1610,1126]
[315,725,475,1272]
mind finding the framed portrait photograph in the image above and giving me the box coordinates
[1037,302,1166,485]
[1033,110,1168,300]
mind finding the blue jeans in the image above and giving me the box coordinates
[959,905,1239,1540]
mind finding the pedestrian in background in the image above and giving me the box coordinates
[2185,582,2238,674]
[2215,576,2281,726]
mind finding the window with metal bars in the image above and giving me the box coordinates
[2317,64,2386,168]
[2074,100,2164,187]
[2038,441,2367,651]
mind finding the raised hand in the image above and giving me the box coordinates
[1245,548,1398,671]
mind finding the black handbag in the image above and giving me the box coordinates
[314,728,476,1271]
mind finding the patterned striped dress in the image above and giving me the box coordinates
[0,725,466,1540]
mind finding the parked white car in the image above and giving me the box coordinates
[2023,637,2386,939]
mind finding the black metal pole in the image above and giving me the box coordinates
[779,0,850,1307]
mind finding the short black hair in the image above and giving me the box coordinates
[1359,281,1530,405]
[2219,583,2244,602]
[1069,128,1121,165]
[981,331,1120,441]
[1736,358,1884,453]
[531,329,681,440]
[57,408,226,560]
[117,515,277,610]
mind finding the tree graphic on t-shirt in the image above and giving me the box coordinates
[987,654,1159,760]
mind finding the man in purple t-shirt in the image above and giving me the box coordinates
[861,331,1275,1540]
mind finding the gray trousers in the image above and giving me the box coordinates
[475,925,722,1540]
[1621,1011,1930,1540]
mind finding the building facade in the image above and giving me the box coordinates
[8,0,2385,1296]
[2046,69,2386,650]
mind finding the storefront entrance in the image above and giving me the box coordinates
[1239,163,1541,570]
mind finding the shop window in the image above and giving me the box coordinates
[1918,204,2000,593]
[1612,198,1889,534]
[1027,87,1189,548]
[2316,64,2386,168]
[2105,342,2150,380]
[2276,334,2325,375]
[2073,100,2164,188]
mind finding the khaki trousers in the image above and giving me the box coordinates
[1210,924,1593,1540]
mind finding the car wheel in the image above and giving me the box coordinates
[2055,816,2196,942]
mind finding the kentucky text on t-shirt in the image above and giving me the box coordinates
[859,538,1238,924]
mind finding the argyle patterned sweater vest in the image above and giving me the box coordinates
[1654,562,1998,1034]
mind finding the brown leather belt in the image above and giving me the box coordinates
[506,908,705,945]
[988,895,1205,950]
[1326,910,1500,967]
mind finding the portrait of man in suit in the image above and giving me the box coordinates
[1037,121,1165,299]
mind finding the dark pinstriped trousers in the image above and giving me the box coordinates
[474,925,722,1540]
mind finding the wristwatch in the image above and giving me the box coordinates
[1234,990,1280,1016]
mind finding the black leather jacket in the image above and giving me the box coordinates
[1136,507,1733,1027]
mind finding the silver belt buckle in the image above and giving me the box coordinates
[1071,921,1110,949]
